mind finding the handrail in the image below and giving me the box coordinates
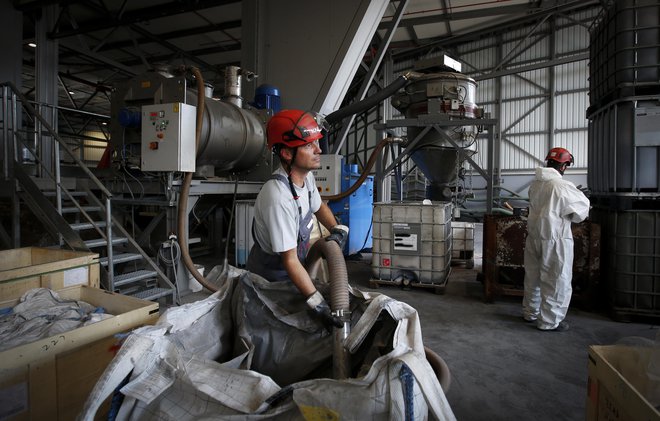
[14,136,108,240]
[23,98,111,120]
[2,81,113,198]
[2,82,115,286]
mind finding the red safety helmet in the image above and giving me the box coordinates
[266,110,324,149]
[545,147,574,166]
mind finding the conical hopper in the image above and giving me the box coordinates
[407,131,476,200]
[391,72,481,200]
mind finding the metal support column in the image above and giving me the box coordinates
[331,0,410,154]
[35,4,60,177]
[548,17,556,152]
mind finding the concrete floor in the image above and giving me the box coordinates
[343,224,658,421]
[185,223,659,420]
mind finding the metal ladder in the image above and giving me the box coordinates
[1,82,175,303]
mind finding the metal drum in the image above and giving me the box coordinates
[111,70,267,175]
[194,94,266,172]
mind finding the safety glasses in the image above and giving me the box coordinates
[282,111,327,141]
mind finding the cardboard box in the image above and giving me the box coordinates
[0,285,159,420]
[0,247,100,301]
[587,345,660,421]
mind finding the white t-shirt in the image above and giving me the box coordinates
[252,167,322,254]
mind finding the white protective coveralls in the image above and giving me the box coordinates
[522,167,590,330]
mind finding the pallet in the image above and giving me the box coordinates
[369,277,448,295]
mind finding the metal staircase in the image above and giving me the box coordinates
[1,82,175,303]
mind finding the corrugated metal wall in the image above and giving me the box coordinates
[458,9,596,174]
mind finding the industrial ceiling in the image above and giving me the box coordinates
[15,0,600,118]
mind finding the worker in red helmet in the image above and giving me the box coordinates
[247,110,348,330]
[522,147,590,331]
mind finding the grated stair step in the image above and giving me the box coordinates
[61,205,101,214]
[99,253,143,266]
[70,221,107,230]
[129,287,173,301]
[84,237,128,248]
[42,191,88,197]
[113,269,158,287]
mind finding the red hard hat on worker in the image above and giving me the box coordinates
[267,110,324,149]
[545,147,574,166]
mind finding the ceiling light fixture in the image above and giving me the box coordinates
[28,42,37,48]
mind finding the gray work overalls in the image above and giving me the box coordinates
[247,174,314,282]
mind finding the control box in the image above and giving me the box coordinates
[141,103,196,171]
[313,154,343,195]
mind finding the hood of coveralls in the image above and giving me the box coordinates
[535,166,562,182]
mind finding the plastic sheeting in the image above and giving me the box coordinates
[0,288,111,352]
[79,270,455,420]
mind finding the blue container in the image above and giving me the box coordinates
[329,164,374,256]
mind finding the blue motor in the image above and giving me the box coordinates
[118,107,141,128]
[253,84,281,114]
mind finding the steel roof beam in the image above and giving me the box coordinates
[391,0,600,59]
[380,3,535,29]
[47,0,240,39]
[92,21,241,52]
[118,44,240,68]
[474,52,589,81]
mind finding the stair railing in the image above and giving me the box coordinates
[1,82,115,285]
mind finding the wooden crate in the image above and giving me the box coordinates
[587,345,660,421]
[0,285,159,420]
[0,247,100,301]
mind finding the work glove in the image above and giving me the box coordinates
[325,224,349,250]
[306,290,343,329]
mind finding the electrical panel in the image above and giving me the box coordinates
[141,103,196,171]
[313,154,343,195]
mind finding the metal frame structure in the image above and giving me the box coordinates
[373,117,498,212]
[333,4,599,206]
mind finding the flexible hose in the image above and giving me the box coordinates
[321,137,393,202]
[324,72,420,125]
[305,238,453,388]
[305,239,350,379]
[305,239,350,312]
[424,346,452,393]
[177,66,220,293]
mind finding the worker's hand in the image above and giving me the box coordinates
[306,290,343,329]
[325,224,349,250]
